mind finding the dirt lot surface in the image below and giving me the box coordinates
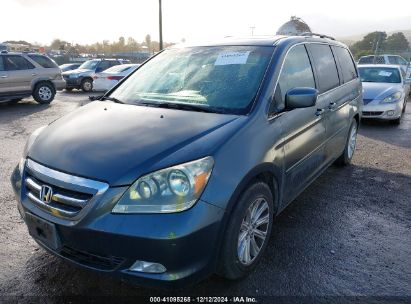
[0,92,410,302]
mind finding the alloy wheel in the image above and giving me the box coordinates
[38,86,52,101]
[237,198,270,265]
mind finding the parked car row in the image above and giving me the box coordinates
[60,58,131,92]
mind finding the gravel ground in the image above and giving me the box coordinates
[0,92,410,302]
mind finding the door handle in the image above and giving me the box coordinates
[315,108,326,116]
[0,75,7,78]
[32,73,37,76]
[329,102,337,109]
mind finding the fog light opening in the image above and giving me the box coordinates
[129,260,166,274]
[387,110,395,116]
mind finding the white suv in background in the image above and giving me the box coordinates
[358,54,410,77]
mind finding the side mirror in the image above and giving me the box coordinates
[285,87,318,109]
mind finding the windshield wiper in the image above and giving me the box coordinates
[136,101,224,113]
[100,96,124,104]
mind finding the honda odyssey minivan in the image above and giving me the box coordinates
[11,35,362,287]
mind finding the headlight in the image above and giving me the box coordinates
[112,157,214,213]
[22,126,46,157]
[382,91,402,103]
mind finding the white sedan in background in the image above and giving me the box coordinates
[93,64,140,91]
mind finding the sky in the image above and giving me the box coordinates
[2,0,411,45]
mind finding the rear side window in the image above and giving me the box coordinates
[274,44,315,111]
[4,55,35,70]
[333,47,357,83]
[308,44,339,93]
[28,54,57,68]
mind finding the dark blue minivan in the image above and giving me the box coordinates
[11,35,362,287]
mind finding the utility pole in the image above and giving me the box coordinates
[159,0,163,50]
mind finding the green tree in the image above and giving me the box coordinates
[385,32,409,51]
[350,31,387,58]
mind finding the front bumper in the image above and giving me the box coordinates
[362,99,404,120]
[11,163,225,288]
[63,77,82,89]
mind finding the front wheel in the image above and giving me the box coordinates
[81,78,93,92]
[32,82,55,104]
[218,182,274,280]
[335,119,358,166]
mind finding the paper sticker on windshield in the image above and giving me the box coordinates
[215,51,250,66]
[378,71,392,77]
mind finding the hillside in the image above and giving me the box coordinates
[338,30,411,46]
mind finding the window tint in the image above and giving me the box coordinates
[97,61,111,72]
[308,44,339,92]
[28,54,57,68]
[388,56,399,64]
[0,56,4,71]
[109,61,120,67]
[4,55,34,70]
[274,45,315,111]
[333,47,357,83]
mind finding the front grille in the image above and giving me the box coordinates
[24,159,108,219]
[60,246,124,271]
[25,174,92,217]
[363,111,383,116]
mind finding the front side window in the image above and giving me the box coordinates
[28,54,58,68]
[358,67,401,83]
[308,44,340,93]
[96,61,111,72]
[333,47,357,83]
[4,55,34,70]
[110,46,274,114]
[273,44,315,111]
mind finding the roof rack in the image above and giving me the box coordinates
[298,32,335,40]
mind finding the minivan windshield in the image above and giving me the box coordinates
[110,46,274,114]
[358,67,401,83]
[79,60,99,70]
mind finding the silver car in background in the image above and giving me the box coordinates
[358,64,410,124]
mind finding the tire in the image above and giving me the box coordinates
[218,182,274,280]
[32,82,55,104]
[335,119,358,166]
[81,78,93,92]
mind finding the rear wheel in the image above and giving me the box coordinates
[32,82,55,104]
[81,78,93,92]
[218,182,274,280]
[335,119,358,166]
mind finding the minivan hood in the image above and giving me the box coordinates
[29,102,241,186]
[362,82,402,100]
